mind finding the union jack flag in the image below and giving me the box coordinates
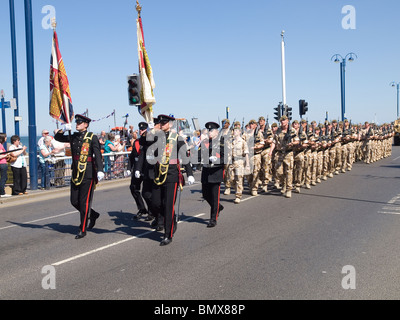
[49,30,74,124]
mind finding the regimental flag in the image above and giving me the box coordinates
[137,15,156,123]
[49,30,74,124]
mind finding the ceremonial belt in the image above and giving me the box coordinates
[72,132,94,186]
[74,156,92,162]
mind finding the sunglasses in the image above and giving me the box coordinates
[76,120,84,125]
[160,120,169,125]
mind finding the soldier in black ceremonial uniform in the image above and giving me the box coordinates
[199,122,225,228]
[129,122,149,219]
[135,117,160,227]
[151,114,195,246]
[55,114,104,239]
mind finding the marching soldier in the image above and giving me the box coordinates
[199,122,225,227]
[129,122,149,219]
[292,120,307,193]
[151,114,195,246]
[135,117,161,227]
[55,114,104,239]
[270,115,299,198]
[247,119,264,196]
[220,119,234,195]
[231,127,250,204]
[259,116,273,192]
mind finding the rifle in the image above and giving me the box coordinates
[0,148,23,155]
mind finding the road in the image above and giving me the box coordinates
[1,147,400,302]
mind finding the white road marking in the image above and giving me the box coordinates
[0,211,78,231]
[379,193,400,215]
[51,213,206,266]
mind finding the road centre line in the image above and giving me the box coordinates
[52,213,206,266]
[0,211,78,231]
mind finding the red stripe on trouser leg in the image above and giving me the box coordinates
[82,179,94,232]
[216,185,221,221]
[170,183,178,238]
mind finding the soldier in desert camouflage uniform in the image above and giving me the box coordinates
[270,115,299,198]
[231,128,250,204]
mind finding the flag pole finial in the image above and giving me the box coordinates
[51,18,57,30]
[136,0,142,17]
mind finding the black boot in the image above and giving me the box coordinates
[75,230,86,239]
[87,210,100,230]
[134,209,147,220]
[160,237,172,246]
[207,220,217,228]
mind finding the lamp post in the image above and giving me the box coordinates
[9,0,20,136]
[331,53,357,121]
[24,0,38,190]
[390,81,400,119]
[1,90,6,135]
[281,30,287,107]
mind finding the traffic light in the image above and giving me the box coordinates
[127,74,141,106]
[274,103,282,121]
[285,105,293,121]
[299,99,308,117]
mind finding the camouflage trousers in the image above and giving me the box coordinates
[308,150,318,183]
[260,148,272,187]
[328,146,336,174]
[334,143,342,172]
[302,149,311,186]
[224,163,235,188]
[232,159,245,199]
[250,153,262,192]
[362,140,372,163]
[274,150,294,191]
[293,151,304,188]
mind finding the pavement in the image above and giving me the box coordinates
[0,177,131,207]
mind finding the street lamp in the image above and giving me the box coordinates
[390,81,400,119]
[331,53,357,121]
[1,90,5,135]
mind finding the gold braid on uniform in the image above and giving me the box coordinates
[72,132,94,186]
[154,132,178,186]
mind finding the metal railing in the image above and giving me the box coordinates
[7,152,131,190]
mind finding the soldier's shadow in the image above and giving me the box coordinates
[91,210,163,242]
[6,220,77,235]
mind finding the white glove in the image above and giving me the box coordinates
[126,170,131,177]
[62,123,72,132]
[187,176,195,185]
[209,156,218,163]
[135,171,141,179]
[97,171,104,182]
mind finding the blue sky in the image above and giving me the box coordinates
[1,0,400,136]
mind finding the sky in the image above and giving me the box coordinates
[1,0,400,137]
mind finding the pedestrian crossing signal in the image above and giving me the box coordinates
[128,74,141,106]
